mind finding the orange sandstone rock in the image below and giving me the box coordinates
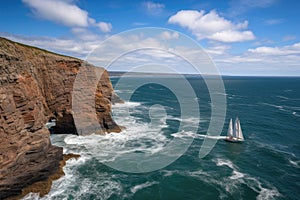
[0,37,121,199]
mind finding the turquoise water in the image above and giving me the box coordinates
[24,77,300,200]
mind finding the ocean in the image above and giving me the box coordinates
[23,76,300,200]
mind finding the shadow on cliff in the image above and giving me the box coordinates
[0,37,122,199]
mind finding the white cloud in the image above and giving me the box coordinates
[209,30,254,43]
[71,28,101,41]
[0,32,101,58]
[214,43,300,66]
[160,31,179,40]
[22,0,112,32]
[3,30,300,76]
[143,1,165,15]
[248,46,282,55]
[205,45,231,55]
[96,22,112,33]
[168,10,255,42]
[87,18,112,32]
[248,43,300,55]
[22,0,89,27]
[212,42,300,75]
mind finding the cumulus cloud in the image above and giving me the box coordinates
[216,42,300,67]
[22,0,89,27]
[209,30,254,43]
[248,46,282,55]
[22,0,112,32]
[0,32,102,58]
[212,42,300,68]
[160,31,179,40]
[248,42,300,55]
[202,40,300,76]
[96,22,112,33]
[3,31,300,76]
[168,10,255,42]
[71,28,101,41]
[143,1,165,15]
[205,45,231,55]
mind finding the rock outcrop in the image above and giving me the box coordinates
[0,37,121,199]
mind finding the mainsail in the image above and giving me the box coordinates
[233,118,238,138]
[237,119,244,140]
[227,118,233,137]
[226,117,244,142]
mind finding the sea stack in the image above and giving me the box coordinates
[0,37,121,199]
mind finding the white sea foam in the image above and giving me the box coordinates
[260,102,300,117]
[229,170,245,180]
[288,159,300,168]
[256,188,281,200]
[161,170,177,177]
[21,193,40,200]
[215,158,235,169]
[188,169,210,177]
[160,159,281,200]
[246,177,281,200]
[204,135,226,140]
[276,95,289,100]
[63,99,194,173]
[171,131,196,138]
[171,132,226,140]
[213,158,281,199]
[212,92,227,96]
[41,133,127,200]
[41,154,121,200]
[130,181,159,193]
[112,101,141,108]
[261,103,284,110]
[292,111,300,117]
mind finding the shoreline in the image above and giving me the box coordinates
[0,37,121,199]
[7,153,80,200]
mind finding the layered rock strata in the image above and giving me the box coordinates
[0,37,121,198]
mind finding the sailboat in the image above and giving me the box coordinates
[224,117,244,143]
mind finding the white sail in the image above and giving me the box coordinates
[233,117,238,138]
[227,118,233,137]
[225,117,245,142]
[237,120,244,140]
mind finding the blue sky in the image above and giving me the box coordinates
[0,0,300,76]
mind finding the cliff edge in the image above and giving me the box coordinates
[0,37,121,198]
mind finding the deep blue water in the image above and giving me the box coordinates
[24,76,300,200]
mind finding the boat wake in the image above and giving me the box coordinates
[171,132,226,140]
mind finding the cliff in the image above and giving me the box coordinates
[0,37,121,198]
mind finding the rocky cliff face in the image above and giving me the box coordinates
[0,37,121,198]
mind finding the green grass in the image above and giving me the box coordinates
[0,37,79,60]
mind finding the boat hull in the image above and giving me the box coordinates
[224,138,244,143]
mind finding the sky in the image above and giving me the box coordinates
[0,0,300,76]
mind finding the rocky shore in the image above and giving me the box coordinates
[7,154,80,200]
[0,37,121,199]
